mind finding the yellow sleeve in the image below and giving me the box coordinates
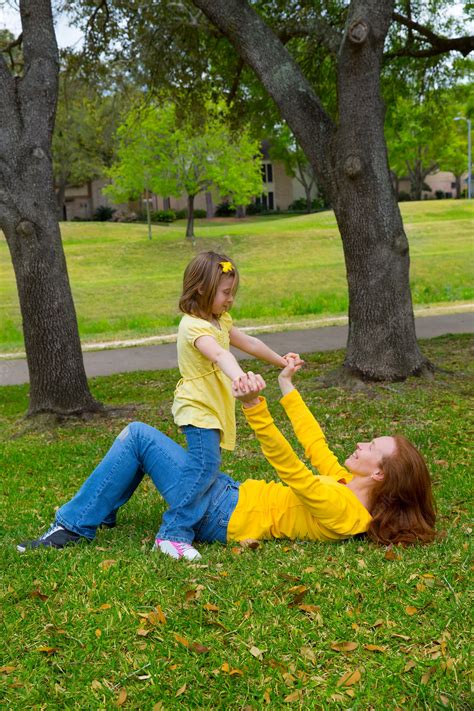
[242,398,354,520]
[280,390,350,482]
[181,316,216,347]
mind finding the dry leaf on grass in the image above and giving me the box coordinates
[175,683,187,697]
[336,668,361,687]
[405,606,418,616]
[331,641,358,652]
[116,688,127,706]
[364,644,386,653]
[0,666,16,674]
[203,603,219,612]
[35,646,58,655]
[30,588,48,601]
[99,559,117,570]
[249,645,265,660]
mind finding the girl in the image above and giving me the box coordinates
[155,251,300,560]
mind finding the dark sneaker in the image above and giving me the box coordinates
[17,523,83,553]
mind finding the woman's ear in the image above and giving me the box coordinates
[371,470,384,482]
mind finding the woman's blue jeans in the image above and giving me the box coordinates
[55,422,240,545]
[158,425,221,543]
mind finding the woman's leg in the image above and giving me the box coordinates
[56,421,189,539]
[157,426,221,544]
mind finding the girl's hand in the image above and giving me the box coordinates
[232,372,266,406]
[283,352,304,367]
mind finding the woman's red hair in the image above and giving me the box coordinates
[367,436,436,546]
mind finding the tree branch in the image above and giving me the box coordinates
[391,11,474,58]
[278,19,341,55]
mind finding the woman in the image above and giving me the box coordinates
[17,360,436,556]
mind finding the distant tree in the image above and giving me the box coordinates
[269,126,320,212]
[106,101,262,240]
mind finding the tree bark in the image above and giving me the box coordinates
[186,194,196,241]
[192,0,429,380]
[205,191,214,217]
[0,0,101,414]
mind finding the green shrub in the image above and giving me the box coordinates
[215,201,236,217]
[245,202,263,215]
[174,208,207,219]
[398,191,412,202]
[150,209,176,223]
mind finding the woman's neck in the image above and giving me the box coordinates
[346,476,375,511]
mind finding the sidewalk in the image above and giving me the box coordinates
[1,311,472,387]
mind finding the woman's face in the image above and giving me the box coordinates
[345,436,396,477]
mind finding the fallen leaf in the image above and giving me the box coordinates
[137,628,151,637]
[95,629,102,638]
[421,666,437,685]
[336,669,361,687]
[203,603,219,612]
[91,679,102,690]
[299,646,316,664]
[331,641,358,652]
[175,683,187,697]
[403,660,416,672]
[153,703,164,711]
[174,633,190,648]
[392,633,411,640]
[278,573,301,582]
[231,546,243,555]
[116,688,127,706]
[364,644,386,653]
[371,619,384,628]
[0,666,16,674]
[100,603,112,610]
[229,668,244,676]
[405,606,418,616]
[439,694,450,707]
[30,588,48,601]
[191,643,210,654]
[434,459,448,466]
[263,689,271,704]
[249,645,265,660]
[384,549,401,561]
[36,646,58,655]
[297,604,320,615]
[148,606,166,625]
[303,566,316,573]
[284,690,302,702]
[99,559,117,570]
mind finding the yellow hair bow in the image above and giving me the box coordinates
[220,261,234,273]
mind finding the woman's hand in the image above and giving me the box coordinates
[278,356,303,396]
[283,352,304,367]
[232,372,266,407]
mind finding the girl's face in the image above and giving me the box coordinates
[345,437,396,477]
[211,274,236,317]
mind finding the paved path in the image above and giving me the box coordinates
[1,312,472,387]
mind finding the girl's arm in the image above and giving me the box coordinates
[194,334,249,388]
[229,326,301,368]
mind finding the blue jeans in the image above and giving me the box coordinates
[157,425,221,543]
[55,422,240,545]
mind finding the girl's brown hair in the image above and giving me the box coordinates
[367,436,436,546]
[179,251,239,318]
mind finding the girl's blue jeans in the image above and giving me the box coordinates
[157,425,221,543]
[55,422,240,545]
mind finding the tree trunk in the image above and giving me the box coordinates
[186,194,195,241]
[56,174,68,220]
[192,0,429,381]
[144,186,152,240]
[0,0,101,415]
[454,174,462,198]
[205,191,214,217]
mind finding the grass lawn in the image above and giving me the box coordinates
[1,334,472,708]
[0,200,473,352]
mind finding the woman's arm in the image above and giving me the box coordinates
[277,360,349,481]
[229,326,301,369]
[238,396,351,521]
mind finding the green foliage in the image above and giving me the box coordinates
[0,335,472,708]
[150,210,176,223]
[93,205,115,221]
[215,201,236,217]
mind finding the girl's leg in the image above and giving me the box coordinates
[157,426,221,544]
[56,421,189,539]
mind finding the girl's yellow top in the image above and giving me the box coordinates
[227,390,373,541]
[172,312,236,450]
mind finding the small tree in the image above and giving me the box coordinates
[106,101,263,240]
[270,125,319,212]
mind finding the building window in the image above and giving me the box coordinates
[262,162,273,183]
